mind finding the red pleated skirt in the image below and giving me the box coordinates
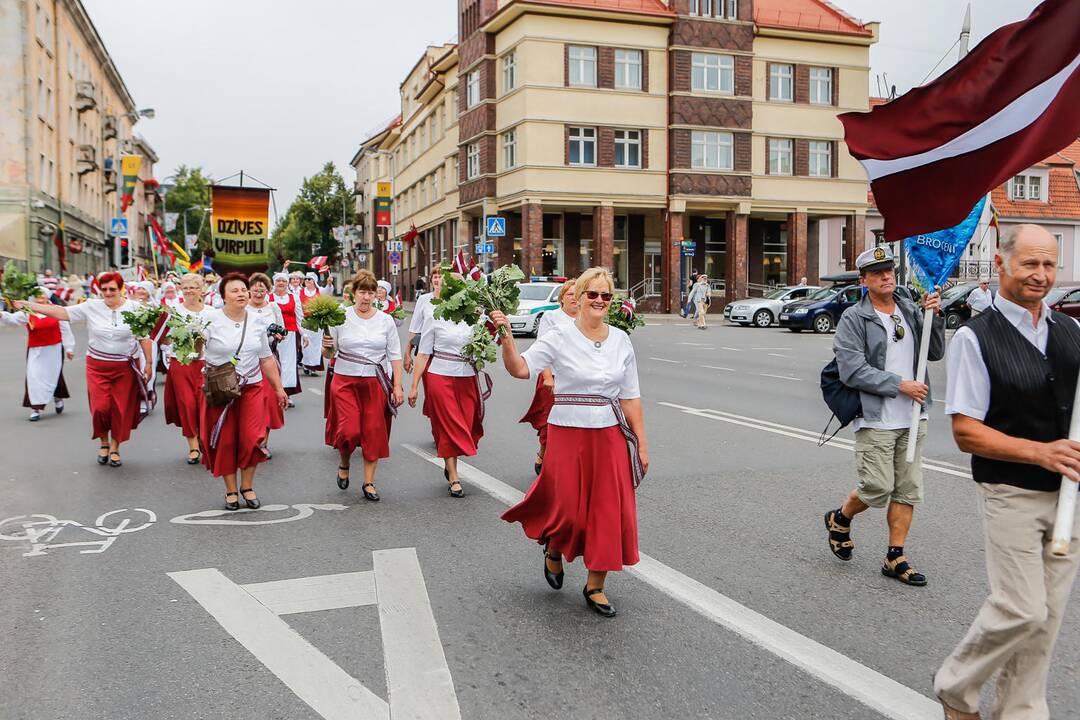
[263,376,284,431]
[502,425,639,572]
[324,374,392,461]
[199,383,269,477]
[519,375,554,445]
[85,357,143,443]
[164,359,204,437]
[423,372,483,458]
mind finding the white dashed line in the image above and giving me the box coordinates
[700,365,736,372]
[767,353,793,359]
[759,373,800,381]
[720,347,744,352]
[649,357,682,364]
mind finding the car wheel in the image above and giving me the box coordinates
[529,313,543,338]
[753,309,774,328]
[945,312,962,330]
[813,314,834,334]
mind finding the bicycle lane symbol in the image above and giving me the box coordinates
[0,509,157,557]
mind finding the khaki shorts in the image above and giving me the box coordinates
[854,419,927,508]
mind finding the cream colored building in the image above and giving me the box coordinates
[0,0,156,275]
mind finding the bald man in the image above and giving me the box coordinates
[935,224,1080,720]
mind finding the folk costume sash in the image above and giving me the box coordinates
[207,365,262,450]
[553,393,645,488]
[87,344,155,417]
[334,349,398,417]
[430,350,493,422]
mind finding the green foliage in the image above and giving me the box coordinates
[605,295,645,334]
[432,264,524,337]
[166,310,209,365]
[271,162,352,265]
[301,294,347,333]
[461,321,498,371]
[121,304,166,339]
[2,261,41,309]
[164,165,212,252]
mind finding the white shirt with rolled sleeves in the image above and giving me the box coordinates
[520,323,640,428]
[65,299,141,357]
[417,314,475,377]
[202,308,272,384]
[329,309,401,377]
[946,294,1079,420]
[536,308,573,339]
[968,287,993,313]
[408,292,435,334]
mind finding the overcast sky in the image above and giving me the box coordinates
[83,0,1041,225]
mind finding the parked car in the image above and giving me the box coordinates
[1048,286,1080,317]
[939,281,1001,329]
[507,282,564,336]
[779,284,864,333]
[724,286,820,328]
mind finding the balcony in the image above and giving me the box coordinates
[102,115,117,141]
[76,145,97,175]
[75,81,97,113]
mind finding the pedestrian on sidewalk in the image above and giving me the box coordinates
[162,273,212,465]
[823,245,944,586]
[968,277,993,317]
[688,274,711,329]
[1,291,74,422]
[491,267,648,618]
[934,225,1080,720]
[681,277,695,317]
[323,270,403,502]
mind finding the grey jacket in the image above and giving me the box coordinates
[832,291,945,423]
[688,281,710,304]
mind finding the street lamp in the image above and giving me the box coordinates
[124,108,155,122]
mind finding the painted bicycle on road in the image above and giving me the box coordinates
[0,508,157,557]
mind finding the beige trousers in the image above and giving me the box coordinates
[694,300,708,328]
[935,482,1080,719]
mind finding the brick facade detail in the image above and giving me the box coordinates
[725,212,749,304]
[671,96,751,128]
[459,104,495,143]
[522,203,543,276]
[671,19,753,52]
[670,173,751,197]
[459,177,496,206]
[595,205,614,269]
[787,211,808,285]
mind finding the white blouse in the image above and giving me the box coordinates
[408,292,434,334]
[66,299,141,358]
[417,315,475,377]
[0,311,75,353]
[247,302,284,334]
[273,290,305,328]
[202,308,272,383]
[164,304,213,359]
[521,322,641,428]
[329,308,401,377]
[537,308,573,339]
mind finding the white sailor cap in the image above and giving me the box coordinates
[856,245,895,273]
[376,280,392,293]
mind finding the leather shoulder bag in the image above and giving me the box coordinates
[204,315,248,407]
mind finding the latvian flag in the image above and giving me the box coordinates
[309,256,328,271]
[839,0,1080,241]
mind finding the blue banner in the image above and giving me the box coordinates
[903,197,985,293]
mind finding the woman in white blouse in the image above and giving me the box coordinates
[18,272,152,467]
[407,274,490,498]
[271,271,305,403]
[163,273,212,464]
[247,272,288,451]
[299,272,326,375]
[198,273,288,511]
[491,267,648,618]
[519,279,578,475]
[1,291,75,422]
[322,270,403,502]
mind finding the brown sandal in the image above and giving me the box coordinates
[881,554,927,586]
[824,510,854,561]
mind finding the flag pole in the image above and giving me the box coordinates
[1051,373,1080,556]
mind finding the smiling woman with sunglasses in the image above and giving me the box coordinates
[491,267,649,618]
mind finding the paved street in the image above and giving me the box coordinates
[1,318,1078,720]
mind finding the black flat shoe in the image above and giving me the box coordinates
[362,483,380,502]
[337,465,350,490]
[534,453,543,476]
[240,488,261,510]
[543,543,564,590]
[97,445,109,465]
[108,452,122,467]
[186,449,201,465]
[583,587,616,618]
[224,492,240,511]
[447,480,465,498]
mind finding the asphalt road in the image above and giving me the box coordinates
[1,317,1077,719]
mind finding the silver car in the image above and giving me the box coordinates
[724,286,820,328]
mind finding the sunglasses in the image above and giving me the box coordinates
[890,314,906,342]
[583,291,613,302]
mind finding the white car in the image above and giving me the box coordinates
[724,286,820,328]
[508,282,564,336]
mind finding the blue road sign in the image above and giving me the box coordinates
[681,249,695,257]
[475,243,496,255]
[485,216,506,237]
[110,218,129,237]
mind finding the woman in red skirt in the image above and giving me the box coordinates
[322,270,403,502]
[491,267,648,618]
[519,279,577,475]
[247,272,287,454]
[407,279,490,498]
[199,273,288,510]
[163,273,213,464]
[19,272,153,467]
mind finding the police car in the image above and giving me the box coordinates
[508,281,565,336]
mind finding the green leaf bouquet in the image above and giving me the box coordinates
[605,295,645,335]
[2,261,42,310]
[166,310,209,365]
[121,303,166,339]
[301,294,347,334]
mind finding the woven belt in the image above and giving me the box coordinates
[552,393,644,488]
[335,349,398,417]
[208,365,262,449]
[431,350,493,422]
[87,344,155,418]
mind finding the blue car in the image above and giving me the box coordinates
[778,283,864,333]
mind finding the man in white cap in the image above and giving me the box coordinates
[823,245,943,587]
[968,277,993,317]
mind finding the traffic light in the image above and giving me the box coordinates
[114,236,130,267]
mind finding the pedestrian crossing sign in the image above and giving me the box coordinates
[110,218,129,237]
[485,216,506,237]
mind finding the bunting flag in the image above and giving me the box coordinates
[90,274,100,297]
[309,255,328,271]
[171,241,190,265]
[467,257,483,282]
[904,198,987,294]
[621,296,637,318]
[988,201,1000,247]
[119,155,142,213]
[452,249,468,275]
[839,0,1080,240]
[136,264,148,281]
[402,224,418,245]
[53,224,67,272]
[188,258,204,273]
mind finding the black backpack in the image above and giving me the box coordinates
[819,358,862,445]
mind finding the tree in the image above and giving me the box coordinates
[273,162,353,268]
[164,165,213,253]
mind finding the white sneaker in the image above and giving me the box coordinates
[29,411,41,422]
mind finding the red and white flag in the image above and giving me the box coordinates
[451,249,468,275]
[467,257,483,282]
[136,264,148,281]
[840,0,1080,241]
[621,296,636,318]
[90,274,100,297]
[309,255,328,271]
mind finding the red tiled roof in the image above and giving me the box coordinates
[1054,138,1080,165]
[991,138,1080,220]
[754,0,873,37]
[520,0,674,17]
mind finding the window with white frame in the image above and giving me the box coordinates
[466,142,480,179]
[768,138,793,175]
[614,129,642,168]
[692,53,734,94]
[809,67,833,105]
[568,46,597,87]
[37,79,46,118]
[503,129,517,169]
[614,49,642,90]
[809,141,832,177]
[568,127,596,165]
[1028,175,1042,201]
[503,52,516,93]
[723,0,737,19]
[432,170,440,198]
[691,131,733,170]
[769,64,794,102]
[466,70,481,107]
[1011,174,1044,201]
[1055,233,1065,268]
[689,0,712,17]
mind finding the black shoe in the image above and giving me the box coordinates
[108,452,122,467]
[543,543,564,590]
[240,488,261,510]
[186,449,202,465]
[447,480,465,498]
[97,445,109,465]
[54,400,64,414]
[362,483,380,502]
[583,586,616,618]
[534,453,543,476]
[337,465,350,490]
[224,492,240,511]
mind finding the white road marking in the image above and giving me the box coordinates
[657,402,971,479]
[759,373,801,381]
[309,388,324,396]
[677,342,711,346]
[649,357,682,364]
[720,346,744,352]
[170,503,347,526]
[767,353,793,359]
[241,571,377,615]
[753,347,792,351]
[400,443,941,720]
[700,365,736,372]
[0,509,155,558]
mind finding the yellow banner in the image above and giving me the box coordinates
[120,155,142,177]
[377,182,392,198]
[210,186,270,273]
